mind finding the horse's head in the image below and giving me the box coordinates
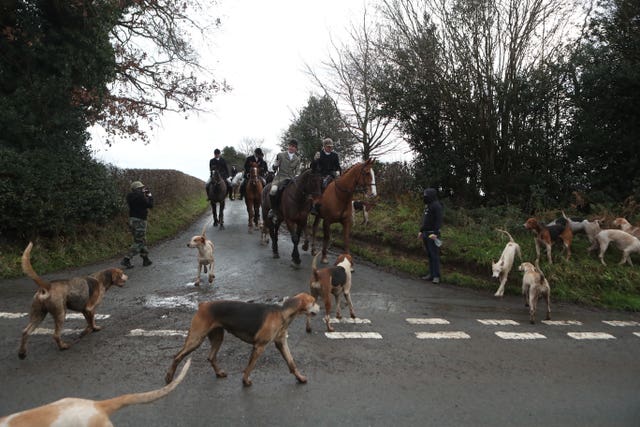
[358,158,377,198]
[210,169,220,181]
[249,162,259,179]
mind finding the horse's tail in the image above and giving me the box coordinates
[21,242,51,291]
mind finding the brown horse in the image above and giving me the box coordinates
[311,158,377,263]
[261,169,322,266]
[207,169,227,230]
[244,162,263,233]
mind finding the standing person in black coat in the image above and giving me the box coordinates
[417,188,443,283]
[206,148,229,199]
[121,181,154,269]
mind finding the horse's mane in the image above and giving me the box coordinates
[339,161,366,176]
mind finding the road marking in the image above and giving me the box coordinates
[329,317,371,324]
[478,319,519,326]
[0,312,110,320]
[415,331,470,339]
[495,331,546,340]
[325,332,382,339]
[541,320,583,326]
[406,318,450,325]
[568,332,616,340]
[602,320,640,327]
[634,332,640,338]
[32,328,84,335]
[128,329,188,337]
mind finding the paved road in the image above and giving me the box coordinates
[1,200,639,426]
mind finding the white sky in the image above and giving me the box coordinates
[90,0,410,182]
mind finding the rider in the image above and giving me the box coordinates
[268,139,301,221]
[239,147,268,200]
[206,148,229,200]
[310,137,341,215]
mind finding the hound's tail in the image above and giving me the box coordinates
[21,242,50,291]
[97,358,191,415]
[311,252,321,278]
[495,228,515,243]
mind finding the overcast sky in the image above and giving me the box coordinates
[89,0,409,182]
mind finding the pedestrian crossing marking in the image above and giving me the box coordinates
[541,320,583,326]
[329,317,371,324]
[495,331,546,340]
[128,329,187,337]
[33,328,85,335]
[325,332,382,339]
[415,331,470,339]
[602,320,639,327]
[633,332,640,338]
[0,312,110,320]
[478,319,519,326]
[406,318,450,325]
[568,332,616,340]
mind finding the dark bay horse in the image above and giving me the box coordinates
[311,158,377,263]
[261,169,322,265]
[208,169,227,230]
[244,162,263,233]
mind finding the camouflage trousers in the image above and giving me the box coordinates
[126,217,149,259]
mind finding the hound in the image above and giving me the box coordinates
[19,242,128,359]
[524,217,572,266]
[306,252,355,332]
[612,217,640,239]
[550,212,602,250]
[165,293,319,387]
[0,359,191,427]
[351,200,373,226]
[491,229,522,297]
[594,229,640,266]
[187,224,215,286]
[518,262,551,324]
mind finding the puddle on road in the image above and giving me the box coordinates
[143,282,288,309]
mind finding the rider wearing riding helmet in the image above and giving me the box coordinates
[310,137,342,215]
[239,147,268,200]
[206,148,230,200]
[268,139,301,221]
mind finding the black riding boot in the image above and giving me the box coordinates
[142,255,153,267]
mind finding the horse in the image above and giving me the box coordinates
[244,162,263,233]
[207,169,227,230]
[311,158,377,263]
[227,172,244,200]
[261,169,322,266]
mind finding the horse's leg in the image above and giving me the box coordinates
[219,200,225,230]
[246,200,253,233]
[290,223,301,266]
[310,216,321,256]
[270,221,279,258]
[321,220,331,264]
[211,202,218,227]
[342,218,352,254]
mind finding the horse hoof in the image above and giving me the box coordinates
[219,225,225,230]
[302,242,309,251]
[273,253,280,259]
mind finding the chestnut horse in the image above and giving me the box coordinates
[207,169,227,230]
[311,158,377,263]
[244,162,263,233]
[261,169,322,266]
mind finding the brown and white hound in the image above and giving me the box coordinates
[19,242,128,359]
[1,359,190,427]
[306,252,355,333]
[165,293,319,387]
[523,217,572,266]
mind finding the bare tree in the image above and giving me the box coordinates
[306,8,399,160]
[99,1,227,145]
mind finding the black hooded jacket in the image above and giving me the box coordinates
[420,188,443,234]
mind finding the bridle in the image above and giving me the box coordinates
[334,163,376,197]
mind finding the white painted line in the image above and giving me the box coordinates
[478,319,519,326]
[495,331,546,340]
[568,332,616,340]
[329,317,371,324]
[0,312,27,319]
[0,312,110,320]
[633,332,640,338]
[406,318,450,325]
[415,331,470,340]
[542,320,583,326]
[325,332,382,339]
[602,320,640,327]
[33,328,84,335]
[128,329,188,337]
